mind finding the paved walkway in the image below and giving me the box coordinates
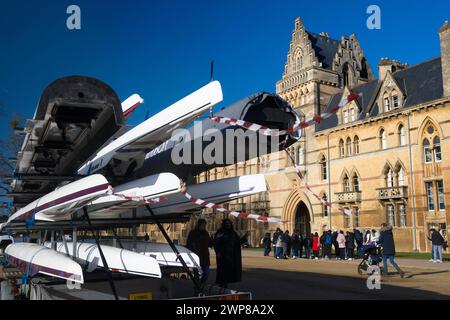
[206,249,450,299]
[241,249,450,270]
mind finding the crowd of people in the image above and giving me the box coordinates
[261,228,381,261]
[261,227,447,264]
[185,218,448,289]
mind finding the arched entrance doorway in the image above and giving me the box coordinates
[295,202,311,237]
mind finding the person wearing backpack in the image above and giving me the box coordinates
[323,230,333,260]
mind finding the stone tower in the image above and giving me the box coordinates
[276,17,374,117]
[439,20,450,97]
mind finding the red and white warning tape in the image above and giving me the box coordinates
[210,92,362,137]
[284,150,351,217]
[113,193,168,205]
[183,191,288,223]
[208,91,361,218]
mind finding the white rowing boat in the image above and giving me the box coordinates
[2,174,111,228]
[5,243,84,284]
[78,81,223,176]
[121,94,144,119]
[46,242,162,279]
[143,174,267,216]
[100,240,200,270]
[85,173,181,219]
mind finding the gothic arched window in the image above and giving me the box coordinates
[434,136,442,162]
[386,168,394,188]
[423,138,433,163]
[346,137,352,156]
[339,139,345,158]
[398,124,406,146]
[398,167,406,186]
[353,174,360,192]
[320,155,327,180]
[322,193,329,217]
[380,129,387,150]
[353,136,360,154]
[383,93,391,112]
[343,175,350,192]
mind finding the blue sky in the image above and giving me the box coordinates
[0,0,449,131]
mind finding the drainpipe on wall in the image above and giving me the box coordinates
[327,133,332,230]
[406,111,419,252]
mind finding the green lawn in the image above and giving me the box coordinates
[243,247,449,260]
[395,252,450,260]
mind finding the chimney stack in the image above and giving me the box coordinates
[439,20,450,97]
[378,58,408,80]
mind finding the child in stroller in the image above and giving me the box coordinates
[357,243,383,275]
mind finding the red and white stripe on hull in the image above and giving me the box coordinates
[122,94,144,120]
[5,243,84,284]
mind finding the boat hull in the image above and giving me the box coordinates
[5,243,84,284]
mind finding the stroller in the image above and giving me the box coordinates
[357,243,383,275]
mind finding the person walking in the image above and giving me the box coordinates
[186,219,213,285]
[312,232,320,260]
[346,231,355,260]
[378,223,405,278]
[262,233,272,257]
[428,228,446,263]
[291,230,302,259]
[336,231,346,260]
[213,219,248,288]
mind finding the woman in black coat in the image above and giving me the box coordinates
[213,219,248,288]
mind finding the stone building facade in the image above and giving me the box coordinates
[144,18,450,253]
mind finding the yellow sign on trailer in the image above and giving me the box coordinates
[128,292,153,300]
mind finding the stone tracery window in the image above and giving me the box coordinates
[353,136,360,154]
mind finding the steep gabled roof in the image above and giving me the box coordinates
[316,57,443,132]
[307,32,340,69]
